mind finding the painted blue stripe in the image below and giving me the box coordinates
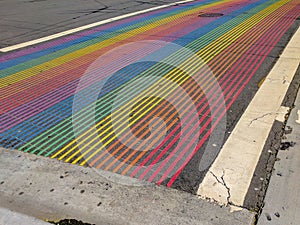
[2,0,270,145]
[2,62,157,147]
[173,0,270,46]
[0,0,218,70]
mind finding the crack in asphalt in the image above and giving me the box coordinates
[1,0,181,44]
[135,0,171,6]
[70,0,109,20]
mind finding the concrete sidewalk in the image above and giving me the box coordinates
[0,208,50,225]
[0,148,255,225]
[258,77,300,225]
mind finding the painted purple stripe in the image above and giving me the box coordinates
[1,8,226,112]
[0,45,165,131]
[0,1,202,62]
[0,2,246,131]
[0,12,217,114]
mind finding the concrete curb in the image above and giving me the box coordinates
[0,148,255,225]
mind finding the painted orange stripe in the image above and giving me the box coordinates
[98,7,288,173]
[0,12,198,103]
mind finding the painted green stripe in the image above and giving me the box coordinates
[21,0,277,156]
[0,2,208,78]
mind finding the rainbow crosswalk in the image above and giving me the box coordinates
[0,0,299,188]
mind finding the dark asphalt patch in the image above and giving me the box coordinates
[49,219,95,225]
[198,13,224,17]
[280,141,295,150]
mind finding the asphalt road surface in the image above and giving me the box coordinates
[0,0,181,49]
[0,0,300,223]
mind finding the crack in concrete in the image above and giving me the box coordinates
[249,113,273,126]
[209,170,231,205]
[208,170,249,210]
[220,171,231,204]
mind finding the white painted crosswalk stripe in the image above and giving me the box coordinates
[197,27,300,207]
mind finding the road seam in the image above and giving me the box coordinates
[197,27,300,207]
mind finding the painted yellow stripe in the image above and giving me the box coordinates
[0,0,230,89]
[0,0,197,52]
[56,69,192,161]
[75,1,289,165]
[197,19,300,207]
[52,0,287,163]
[52,0,288,164]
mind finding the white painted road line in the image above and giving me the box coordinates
[0,0,195,53]
[197,27,300,207]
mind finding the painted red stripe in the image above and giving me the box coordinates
[134,3,300,181]
[130,3,295,179]
[166,7,300,186]
[107,0,288,174]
